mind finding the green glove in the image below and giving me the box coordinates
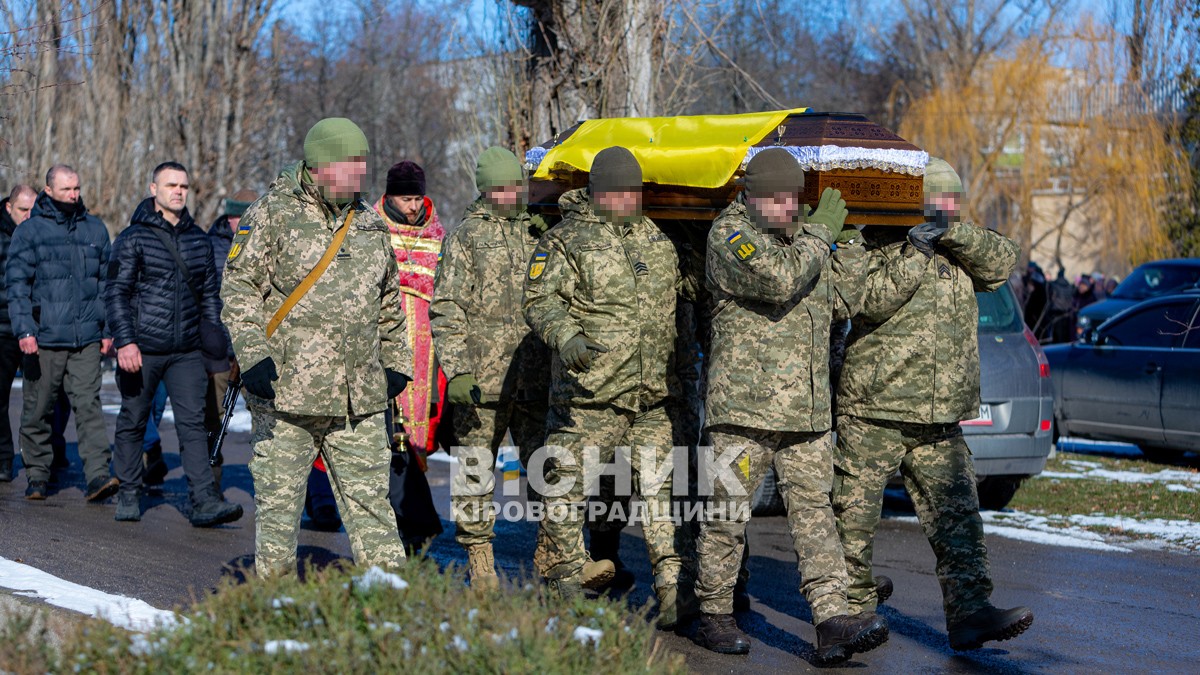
[529,212,554,236]
[836,225,860,245]
[560,334,609,373]
[447,374,482,405]
[806,187,848,242]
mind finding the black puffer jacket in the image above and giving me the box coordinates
[0,199,18,337]
[6,192,111,348]
[105,198,221,355]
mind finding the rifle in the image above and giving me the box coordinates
[209,377,241,467]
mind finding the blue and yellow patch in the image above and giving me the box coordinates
[726,231,743,244]
[236,223,252,236]
[528,251,549,280]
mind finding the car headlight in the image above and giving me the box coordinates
[1077,315,1091,330]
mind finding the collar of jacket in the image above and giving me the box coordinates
[129,197,196,234]
[277,161,361,227]
[0,199,15,237]
[467,196,531,226]
[30,191,87,225]
[209,215,234,240]
[559,187,635,237]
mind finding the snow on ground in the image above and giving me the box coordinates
[1041,458,1200,488]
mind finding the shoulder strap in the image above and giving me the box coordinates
[265,208,355,339]
[147,226,204,309]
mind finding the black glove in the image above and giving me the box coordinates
[907,221,949,258]
[21,354,41,382]
[560,334,609,373]
[386,369,410,398]
[242,357,279,400]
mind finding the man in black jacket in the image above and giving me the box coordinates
[105,161,242,526]
[0,184,37,481]
[7,166,116,502]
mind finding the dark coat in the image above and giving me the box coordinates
[5,192,111,348]
[105,198,221,355]
[0,199,18,337]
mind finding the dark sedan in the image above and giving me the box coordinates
[1044,290,1200,461]
[1075,258,1200,339]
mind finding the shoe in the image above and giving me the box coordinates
[304,491,342,531]
[466,544,500,591]
[114,491,142,522]
[84,476,120,502]
[143,444,168,486]
[587,528,634,591]
[655,583,701,631]
[25,480,48,500]
[548,578,583,602]
[579,558,616,590]
[0,459,13,482]
[694,613,751,654]
[814,613,889,666]
[948,605,1034,651]
[875,575,893,606]
[190,490,244,527]
[733,578,751,612]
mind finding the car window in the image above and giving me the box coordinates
[1111,264,1200,301]
[976,285,1025,334]
[1182,305,1200,349]
[1100,300,1197,348]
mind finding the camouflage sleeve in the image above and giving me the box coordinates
[220,199,274,369]
[378,231,413,376]
[429,227,474,379]
[522,231,583,352]
[705,218,830,305]
[830,234,869,322]
[939,221,1020,292]
[857,241,928,323]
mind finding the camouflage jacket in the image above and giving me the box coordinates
[522,188,680,412]
[705,201,867,433]
[430,198,550,402]
[837,221,1019,424]
[221,162,412,417]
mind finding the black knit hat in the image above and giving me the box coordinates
[386,161,426,196]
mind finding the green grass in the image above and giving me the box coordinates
[0,558,684,674]
[1011,451,1200,523]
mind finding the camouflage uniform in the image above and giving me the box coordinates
[832,221,1019,625]
[522,188,687,595]
[222,162,413,576]
[429,197,550,546]
[697,199,867,621]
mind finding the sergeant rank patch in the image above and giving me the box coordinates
[528,251,548,280]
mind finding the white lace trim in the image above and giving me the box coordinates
[525,144,929,176]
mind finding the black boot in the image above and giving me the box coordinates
[190,488,244,528]
[305,469,342,531]
[0,458,13,482]
[814,613,889,666]
[875,575,893,605]
[143,442,168,486]
[948,605,1034,651]
[588,528,635,591]
[115,491,142,522]
[694,613,751,654]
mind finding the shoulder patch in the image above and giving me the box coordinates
[725,230,758,261]
[236,223,252,236]
[528,250,549,280]
[227,242,243,261]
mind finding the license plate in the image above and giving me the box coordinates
[961,404,993,426]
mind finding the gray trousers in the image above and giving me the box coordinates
[19,343,110,483]
[114,350,216,503]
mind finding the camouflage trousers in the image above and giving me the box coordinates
[696,426,849,622]
[535,403,690,594]
[832,415,993,625]
[450,397,547,548]
[249,407,406,577]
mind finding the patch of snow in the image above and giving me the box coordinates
[1166,484,1196,493]
[545,617,559,633]
[1066,514,1200,549]
[353,566,409,591]
[271,597,295,609]
[573,626,603,647]
[263,640,310,655]
[451,635,469,652]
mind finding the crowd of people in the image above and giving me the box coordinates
[1015,260,1119,344]
[0,116,1038,665]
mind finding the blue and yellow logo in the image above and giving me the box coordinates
[528,251,548,280]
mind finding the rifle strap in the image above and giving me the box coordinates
[265,208,354,339]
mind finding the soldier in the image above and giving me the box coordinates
[429,146,552,590]
[523,146,693,629]
[692,149,887,664]
[832,158,1031,651]
[221,118,413,576]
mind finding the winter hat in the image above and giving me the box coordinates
[744,148,804,194]
[924,157,963,195]
[589,146,642,193]
[224,188,258,217]
[303,118,370,167]
[386,161,426,196]
[475,147,524,192]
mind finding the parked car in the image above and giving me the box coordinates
[1044,290,1200,462]
[752,283,1055,514]
[1075,258,1200,339]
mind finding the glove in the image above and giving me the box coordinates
[806,187,848,242]
[446,373,482,405]
[386,369,410,398]
[560,334,609,373]
[21,354,40,382]
[242,357,279,400]
[907,221,949,258]
[836,225,861,246]
[529,212,554,236]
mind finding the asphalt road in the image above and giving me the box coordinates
[1,381,1197,673]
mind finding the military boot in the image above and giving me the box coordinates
[587,528,635,591]
[114,491,142,522]
[694,613,751,655]
[580,558,616,590]
[948,605,1034,651]
[548,577,584,602]
[875,575,893,606]
[814,613,889,666]
[655,583,701,631]
[467,544,500,591]
[190,488,244,528]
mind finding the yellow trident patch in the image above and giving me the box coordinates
[528,251,549,280]
[227,243,242,261]
[735,242,756,260]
